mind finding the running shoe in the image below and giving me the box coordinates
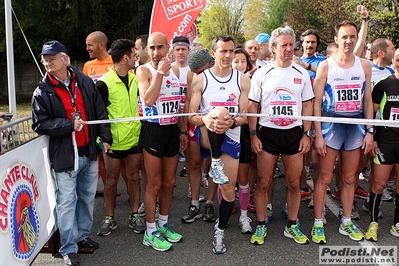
[251,224,267,245]
[63,252,80,266]
[390,223,399,237]
[362,200,383,218]
[338,203,360,220]
[387,183,396,193]
[311,223,326,244]
[201,174,209,188]
[382,188,393,201]
[365,222,378,242]
[212,230,226,254]
[179,166,187,177]
[178,152,186,162]
[265,209,274,226]
[274,167,285,178]
[157,223,183,243]
[77,237,99,250]
[210,159,229,184]
[97,216,117,236]
[203,202,217,221]
[355,185,368,199]
[142,231,172,251]
[248,196,256,213]
[182,205,202,223]
[301,188,312,201]
[339,222,364,241]
[359,168,370,181]
[238,216,252,234]
[332,186,340,200]
[326,186,331,194]
[308,193,314,209]
[129,213,145,234]
[282,202,288,219]
[284,223,309,244]
[138,202,145,217]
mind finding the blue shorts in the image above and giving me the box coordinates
[322,115,364,151]
[195,126,241,159]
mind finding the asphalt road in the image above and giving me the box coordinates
[32,161,398,266]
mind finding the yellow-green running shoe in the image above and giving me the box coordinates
[251,224,267,245]
[311,223,326,244]
[339,221,364,241]
[365,222,378,242]
[142,231,173,251]
[284,223,309,244]
[157,223,183,243]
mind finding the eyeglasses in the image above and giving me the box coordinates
[41,55,63,65]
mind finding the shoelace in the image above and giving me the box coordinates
[256,226,265,236]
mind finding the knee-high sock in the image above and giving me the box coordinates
[239,183,250,211]
[394,193,399,225]
[369,191,382,223]
[218,199,234,229]
[208,130,224,159]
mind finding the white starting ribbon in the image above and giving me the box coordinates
[83,112,399,128]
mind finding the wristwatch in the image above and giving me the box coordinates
[249,130,257,136]
[303,130,312,138]
[366,127,376,134]
[307,63,312,70]
[230,118,238,129]
[180,131,188,135]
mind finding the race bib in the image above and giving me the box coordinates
[269,100,298,126]
[334,84,361,112]
[158,95,180,125]
[210,101,238,114]
[389,107,399,121]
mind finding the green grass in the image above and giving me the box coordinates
[0,103,32,119]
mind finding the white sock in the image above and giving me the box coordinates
[341,216,351,226]
[158,214,168,227]
[191,200,200,209]
[240,210,248,218]
[267,203,272,210]
[146,222,156,235]
[314,219,323,226]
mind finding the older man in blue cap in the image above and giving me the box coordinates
[255,33,271,62]
[32,40,112,266]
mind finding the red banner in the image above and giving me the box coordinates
[149,0,205,44]
[186,23,198,43]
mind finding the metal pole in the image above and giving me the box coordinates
[5,0,17,119]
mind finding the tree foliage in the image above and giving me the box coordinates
[261,0,292,35]
[0,0,153,64]
[243,0,268,40]
[197,0,247,49]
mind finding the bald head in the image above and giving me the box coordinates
[86,31,109,60]
[147,32,170,64]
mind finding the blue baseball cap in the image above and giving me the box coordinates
[40,40,67,56]
[255,33,270,44]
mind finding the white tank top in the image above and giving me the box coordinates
[143,62,181,125]
[323,56,366,117]
[178,65,189,109]
[200,68,241,143]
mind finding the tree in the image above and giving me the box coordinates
[261,0,292,35]
[243,0,268,40]
[197,0,248,49]
[0,0,153,64]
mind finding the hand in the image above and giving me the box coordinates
[158,57,172,74]
[179,134,188,152]
[298,136,311,155]
[314,136,326,157]
[250,135,263,153]
[370,141,378,158]
[362,133,374,155]
[73,119,85,132]
[103,142,111,153]
[357,5,368,18]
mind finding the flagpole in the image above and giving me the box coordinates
[5,0,17,119]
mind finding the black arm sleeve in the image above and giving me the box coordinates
[95,80,110,106]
